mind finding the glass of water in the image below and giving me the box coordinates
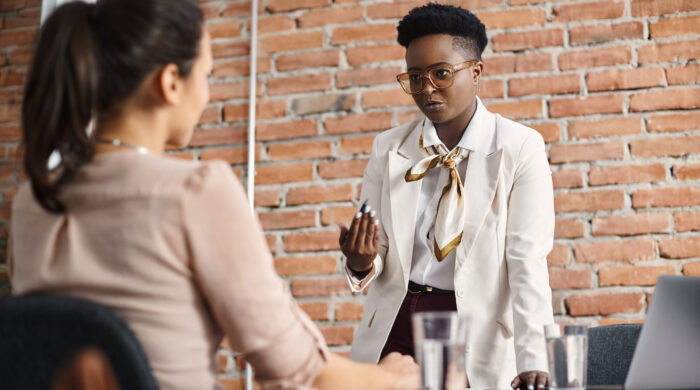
[412,311,468,390]
[544,324,588,390]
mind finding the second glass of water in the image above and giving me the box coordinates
[544,324,588,390]
[412,311,468,390]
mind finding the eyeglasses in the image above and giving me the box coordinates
[396,60,479,95]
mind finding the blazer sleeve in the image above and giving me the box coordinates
[182,162,329,387]
[344,135,390,291]
[505,132,555,374]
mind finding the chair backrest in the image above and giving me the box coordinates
[587,323,642,385]
[0,294,159,390]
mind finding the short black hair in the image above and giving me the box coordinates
[397,3,487,60]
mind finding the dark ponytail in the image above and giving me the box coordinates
[21,0,203,213]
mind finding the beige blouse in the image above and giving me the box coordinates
[9,150,328,390]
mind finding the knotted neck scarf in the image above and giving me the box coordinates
[405,119,469,261]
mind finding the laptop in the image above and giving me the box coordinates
[625,275,700,389]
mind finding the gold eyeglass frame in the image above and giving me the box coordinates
[396,60,479,95]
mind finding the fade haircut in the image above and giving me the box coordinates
[397,3,488,60]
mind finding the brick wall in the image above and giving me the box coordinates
[1,0,699,387]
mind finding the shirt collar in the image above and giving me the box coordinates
[422,97,486,153]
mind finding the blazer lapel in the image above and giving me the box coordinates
[388,121,424,279]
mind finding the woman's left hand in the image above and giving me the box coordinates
[511,370,547,390]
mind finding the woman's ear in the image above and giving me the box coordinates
[472,62,483,85]
[156,63,183,105]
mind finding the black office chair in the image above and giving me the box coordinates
[0,294,158,390]
[587,323,642,385]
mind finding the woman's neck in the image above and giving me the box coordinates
[434,100,477,151]
[95,109,168,155]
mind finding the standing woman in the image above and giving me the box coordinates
[9,1,417,389]
[339,4,554,390]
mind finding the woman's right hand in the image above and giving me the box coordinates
[339,203,379,275]
[378,352,420,390]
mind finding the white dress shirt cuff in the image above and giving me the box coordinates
[343,255,382,293]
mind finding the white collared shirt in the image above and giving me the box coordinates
[346,99,488,292]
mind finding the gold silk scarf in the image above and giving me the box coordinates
[405,120,469,261]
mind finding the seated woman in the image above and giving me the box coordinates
[8,1,416,389]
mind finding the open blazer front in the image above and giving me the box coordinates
[350,99,555,388]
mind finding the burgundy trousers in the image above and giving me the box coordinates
[379,288,457,359]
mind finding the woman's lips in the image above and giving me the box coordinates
[424,101,445,113]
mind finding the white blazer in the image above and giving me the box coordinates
[349,101,555,388]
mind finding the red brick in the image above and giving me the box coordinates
[3,7,39,28]
[268,141,331,162]
[482,53,553,76]
[449,0,504,8]
[650,14,700,38]
[268,0,330,12]
[631,0,700,16]
[319,325,354,346]
[486,100,542,120]
[210,81,260,102]
[277,50,340,71]
[212,40,250,59]
[548,244,570,266]
[325,112,393,135]
[549,94,624,118]
[630,136,700,158]
[287,184,354,205]
[258,15,296,35]
[674,163,700,181]
[291,92,350,115]
[558,46,632,71]
[223,100,287,123]
[366,1,427,19]
[266,235,278,253]
[659,237,700,259]
[570,22,643,46]
[555,218,585,239]
[212,57,271,78]
[259,210,316,230]
[599,265,676,287]
[0,28,36,47]
[492,29,563,52]
[630,88,700,112]
[552,170,583,189]
[284,231,340,252]
[0,105,20,124]
[683,262,700,277]
[318,159,368,179]
[476,8,546,29]
[362,89,415,109]
[0,126,21,142]
[9,47,32,66]
[254,189,280,207]
[274,256,337,276]
[550,142,624,163]
[566,293,645,316]
[674,211,700,232]
[666,63,700,86]
[267,73,331,96]
[648,112,700,133]
[633,187,700,208]
[340,135,375,155]
[337,66,401,88]
[299,5,364,28]
[335,302,364,322]
[554,190,624,213]
[508,74,580,97]
[190,126,246,147]
[256,119,317,141]
[208,21,242,39]
[321,206,356,226]
[587,68,665,92]
[200,145,262,165]
[599,317,645,326]
[593,213,670,237]
[549,269,592,290]
[568,117,641,139]
[346,44,405,66]
[0,69,23,87]
[260,31,324,53]
[638,39,700,64]
[298,302,329,321]
[332,24,397,45]
[530,123,560,143]
[574,240,655,264]
[589,164,666,186]
[291,278,349,297]
[217,353,230,373]
[256,163,313,185]
[478,80,504,99]
[220,1,260,18]
[554,1,624,22]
